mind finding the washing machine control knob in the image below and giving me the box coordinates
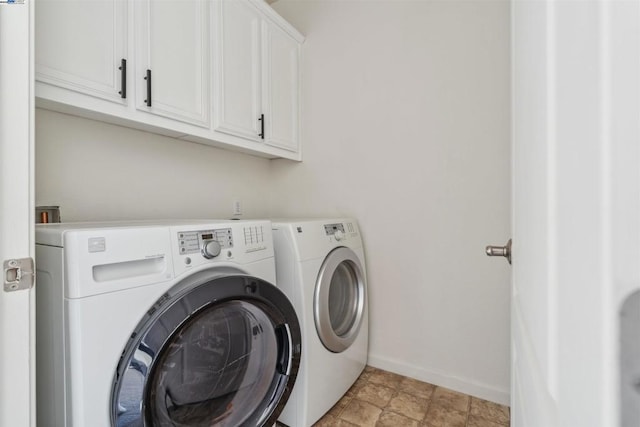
[201,240,222,259]
[334,230,345,241]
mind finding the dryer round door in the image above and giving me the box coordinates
[314,247,366,353]
[111,274,301,427]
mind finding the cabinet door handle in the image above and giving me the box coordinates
[118,58,127,99]
[258,114,265,139]
[144,69,152,107]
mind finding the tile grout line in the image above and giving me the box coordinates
[421,398,432,426]
[465,395,472,427]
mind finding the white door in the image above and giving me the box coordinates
[511,0,637,425]
[262,19,300,153]
[214,0,262,141]
[0,1,35,426]
[135,0,210,127]
[35,0,127,103]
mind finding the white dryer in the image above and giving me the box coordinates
[35,220,301,427]
[272,218,368,427]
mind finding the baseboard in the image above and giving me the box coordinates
[367,353,510,406]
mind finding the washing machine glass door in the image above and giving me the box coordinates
[111,274,300,427]
[314,247,366,353]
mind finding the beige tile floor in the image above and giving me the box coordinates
[283,366,510,427]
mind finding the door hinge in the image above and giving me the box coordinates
[4,257,34,292]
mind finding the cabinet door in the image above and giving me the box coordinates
[35,0,127,103]
[135,0,209,127]
[262,21,300,152]
[214,0,262,141]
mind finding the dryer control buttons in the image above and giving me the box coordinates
[202,240,222,259]
[324,223,345,236]
[334,230,345,241]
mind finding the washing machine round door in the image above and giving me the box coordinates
[111,274,300,427]
[314,247,366,353]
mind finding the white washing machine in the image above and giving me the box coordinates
[272,218,368,427]
[35,220,301,427]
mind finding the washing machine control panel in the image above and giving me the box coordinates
[177,228,233,255]
[170,221,274,278]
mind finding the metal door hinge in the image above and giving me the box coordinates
[4,258,34,292]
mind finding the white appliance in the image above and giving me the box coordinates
[35,220,301,427]
[272,218,369,427]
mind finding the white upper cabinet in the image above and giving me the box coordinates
[35,0,303,160]
[35,0,127,104]
[134,0,210,127]
[262,19,300,152]
[214,0,262,141]
[215,0,302,153]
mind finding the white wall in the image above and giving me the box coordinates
[271,0,512,404]
[36,109,272,221]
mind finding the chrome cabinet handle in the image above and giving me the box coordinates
[485,238,512,264]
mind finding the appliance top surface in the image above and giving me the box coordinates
[271,217,357,227]
[36,219,269,246]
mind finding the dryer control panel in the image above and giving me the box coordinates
[177,228,233,255]
[324,222,360,242]
[324,223,345,236]
[324,223,357,235]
